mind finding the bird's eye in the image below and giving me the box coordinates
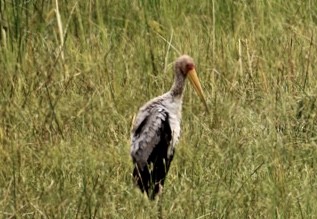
[186,63,195,72]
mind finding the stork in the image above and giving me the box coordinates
[130,55,208,200]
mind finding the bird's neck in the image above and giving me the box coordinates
[170,74,186,98]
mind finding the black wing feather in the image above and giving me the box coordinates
[132,110,174,199]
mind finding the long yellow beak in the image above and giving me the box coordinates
[187,69,209,112]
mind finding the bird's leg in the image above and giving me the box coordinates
[157,192,163,219]
[158,183,163,195]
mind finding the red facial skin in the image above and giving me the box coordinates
[186,63,195,73]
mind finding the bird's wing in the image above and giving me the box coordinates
[130,106,171,168]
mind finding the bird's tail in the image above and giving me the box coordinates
[133,165,163,200]
[133,165,150,197]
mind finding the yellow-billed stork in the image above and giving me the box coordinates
[130,55,208,200]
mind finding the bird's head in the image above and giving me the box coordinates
[174,55,209,112]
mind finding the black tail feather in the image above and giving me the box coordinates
[133,164,163,200]
[133,153,174,200]
[133,165,150,197]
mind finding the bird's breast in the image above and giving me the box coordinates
[169,113,181,145]
[165,98,182,148]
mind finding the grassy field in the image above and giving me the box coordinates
[1,0,317,218]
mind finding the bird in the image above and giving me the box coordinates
[130,55,208,200]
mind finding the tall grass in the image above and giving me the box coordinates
[1,0,317,218]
